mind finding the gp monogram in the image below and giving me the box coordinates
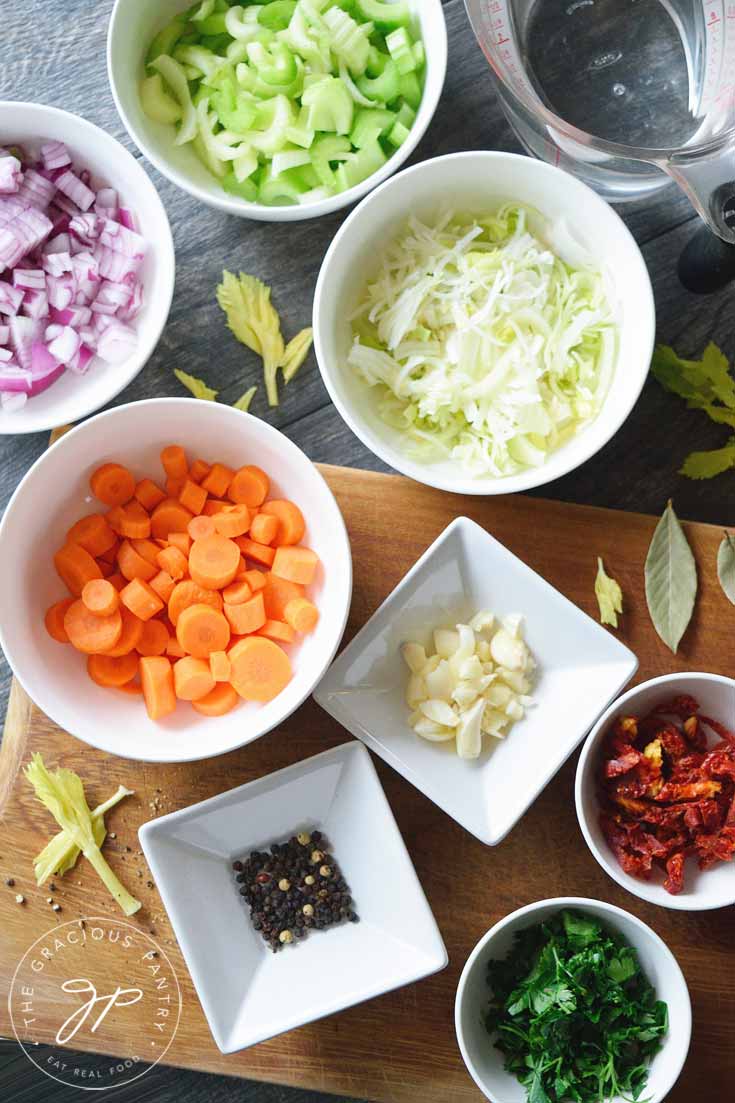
[8,916,182,1090]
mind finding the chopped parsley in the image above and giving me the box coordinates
[485,910,668,1103]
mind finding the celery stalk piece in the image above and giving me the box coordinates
[356,58,400,103]
[323,6,371,75]
[334,138,387,192]
[151,55,198,144]
[25,755,141,917]
[226,5,267,42]
[33,785,134,886]
[140,74,183,125]
[146,16,189,65]
[233,384,258,411]
[192,0,216,21]
[258,0,298,30]
[217,271,285,406]
[282,327,314,382]
[174,368,219,401]
[355,0,410,29]
[173,44,226,81]
[398,69,422,109]
[302,76,354,134]
[385,27,417,75]
[311,134,351,188]
[222,170,259,200]
[339,60,378,106]
[387,119,410,147]
[247,40,298,85]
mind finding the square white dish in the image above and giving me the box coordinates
[139,741,447,1053]
[314,517,638,846]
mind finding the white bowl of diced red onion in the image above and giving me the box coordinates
[0,102,175,434]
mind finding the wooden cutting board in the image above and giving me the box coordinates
[0,464,733,1102]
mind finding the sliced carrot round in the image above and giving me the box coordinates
[130,538,161,566]
[156,545,189,582]
[103,607,144,657]
[176,603,230,658]
[173,656,216,701]
[188,534,240,591]
[221,579,252,605]
[150,499,195,541]
[82,578,119,618]
[45,598,75,643]
[87,651,139,688]
[284,597,319,634]
[118,539,157,583]
[135,478,166,512]
[90,463,136,507]
[160,445,188,480]
[54,543,103,596]
[168,580,223,626]
[213,504,250,539]
[228,465,269,508]
[119,680,143,696]
[64,600,122,654]
[272,546,319,586]
[262,572,304,620]
[188,514,217,542]
[260,499,305,546]
[140,655,176,720]
[67,514,117,557]
[192,682,240,717]
[136,618,170,657]
[257,618,296,644]
[249,512,278,546]
[229,636,292,702]
[116,500,151,540]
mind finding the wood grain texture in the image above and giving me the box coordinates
[0,466,733,1103]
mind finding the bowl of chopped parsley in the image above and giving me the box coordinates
[454,898,691,1103]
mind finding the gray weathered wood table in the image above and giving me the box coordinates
[1,1,733,1101]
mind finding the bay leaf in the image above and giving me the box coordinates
[717,531,735,605]
[644,501,697,653]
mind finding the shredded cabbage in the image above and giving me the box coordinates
[348,205,617,478]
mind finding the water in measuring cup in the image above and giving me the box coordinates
[523,0,696,149]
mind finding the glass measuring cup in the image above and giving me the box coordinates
[464,0,735,245]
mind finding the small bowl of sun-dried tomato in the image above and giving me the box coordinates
[576,673,735,910]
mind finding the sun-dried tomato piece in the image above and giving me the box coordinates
[663,852,685,894]
[603,749,643,778]
[658,724,688,761]
[694,827,735,869]
[701,750,735,781]
[699,715,735,746]
[683,798,723,834]
[655,779,722,803]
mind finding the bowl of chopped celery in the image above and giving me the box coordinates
[313,150,655,495]
[107,0,447,220]
[455,898,691,1103]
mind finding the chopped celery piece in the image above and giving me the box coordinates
[258,0,297,29]
[280,6,332,71]
[225,5,265,41]
[311,134,351,187]
[197,13,229,35]
[323,6,371,75]
[192,83,211,106]
[396,99,416,127]
[366,46,390,75]
[413,40,425,70]
[398,69,421,108]
[298,185,333,203]
[356,58,400,103]
[208,67,260,130]
[272,146,313,175]
[192,0,216,21]
[245,93,296,153]
[146,17,188,64]
[259,167,308,204]
[339,59,377,105]
[226,39,250,62]
[192,131,228,177]
[355,0,410,29]
[385,27,416,75]
[174,44,227,80]
[140,73,183,125]
[237,57,304,98]
[233,384,258,411]
[185,63,205,81]
[386,118,410,146]
[151,55,198,143]
[291,162,321,189]
[335,137,387,191]
[284,117,316,147]
[201,33,233,52]
[350,107,395,148]
[302,75,353,134]
[248,40,298,84]
[233,144,259,181]
[222,169,259,199]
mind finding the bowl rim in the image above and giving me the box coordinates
[0,100,175,436]
[454,895,692,1103]
[0,397,353,763]
[312,148,656,495]
[575,671,735,911]
[105,0,448,223]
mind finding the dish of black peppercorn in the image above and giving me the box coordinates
[232,829,359,952]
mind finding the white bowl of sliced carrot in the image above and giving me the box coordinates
[0,397,352,762]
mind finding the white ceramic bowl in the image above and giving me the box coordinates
[107,0,447,222]
[0,101,175,435]
[313,150,655,495]
[455,897,691,1103]
[576,672,735,910]
[0,398,352,762]
[140,741,447,1052]
[315,516,637,844]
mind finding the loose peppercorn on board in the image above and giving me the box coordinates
[0,464,734,1103]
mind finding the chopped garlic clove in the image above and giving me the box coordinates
[486,682,513,709]
[420,699,460,727]
[456,698,485,759]
[406,673,426,709]
[502,613,524,637]
[425,659,453,700]
[452,683,479,709]
[455,624,476,660]
[482,706,509,736]
[490,628,527,671]
[433,628,459,658]
[469,610,494,633]
[402,642,427,673]
[477,640,492,663]
[505,698,525,722]
[414,720,456,742]
[498,669,530,694]
[458,654,483,682]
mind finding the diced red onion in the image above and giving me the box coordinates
[50,304,91,327]
[97,321,137,364]
[21,288,49,319]
[118,279,143,322]
[0,324,8,343]
[9,315,41,370]
[55,169,95,213]
[0,346,13,362]
[47,324,80,364]
[0,155,22,195]
[17,169,56,211]
[1,390,28,412]
[99,219,145,260]
[43,232,71,255]
[51,193,82,217]
[68,343,94,375]
[40,141,71,172]
[12,268,45,290]
[79,324,97,350]
[118,208,136,231]
[0,283,24,315]
[46,272,74,310]
[0,364,32,391]
[93,243,141,282]
[69,212,101,245]
[42,251,73,277]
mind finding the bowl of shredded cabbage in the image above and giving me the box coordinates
[313,151,655,494]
